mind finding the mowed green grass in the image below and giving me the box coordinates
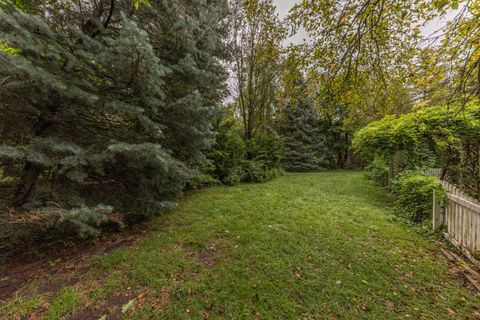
[1,171,478,319]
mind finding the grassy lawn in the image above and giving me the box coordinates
[1,171,478,319]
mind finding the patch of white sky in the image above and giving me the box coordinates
[272,0,464,45]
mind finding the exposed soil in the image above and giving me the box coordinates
[192,247,220,267]
[186,237,226,267]
[0,225,149,301]
[438,241,480,294]
[66,291,138,320]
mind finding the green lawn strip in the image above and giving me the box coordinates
[1,171,477,319]
[45,287,82,320]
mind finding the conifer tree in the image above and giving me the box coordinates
[0,0,228,235]
[134,0,229,164]
[279,84,326,172]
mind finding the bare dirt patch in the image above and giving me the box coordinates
[0,226,149,301]
[192,247,220,267]
[186,237,227,267]
[151,288,171,312]
[66,291,138,320]
[439,243,480,293]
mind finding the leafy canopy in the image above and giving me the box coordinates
[352,102,480,158]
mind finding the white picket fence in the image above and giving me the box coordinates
[429,169,480,254]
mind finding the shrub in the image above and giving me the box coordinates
[352,102,480,195]
[363,156,388,186]
[207,115,283,185]
[393,170,446,223]
[240,160,282,183]
[186,162,221,190]
[238,131,283,183]
[248,129,284,171]
[222,165,245,185]
[208,120,247,186]
[187,174,221,190]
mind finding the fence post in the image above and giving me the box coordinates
[432,190,444,230]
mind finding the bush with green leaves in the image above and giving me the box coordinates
[205,111,283,186]
[208,130,283,184]
[186,162,221,190]
[248,130,283,170]
[353,102,480,198]
[393,170,446,223]
[240,160,282,183]
[363,156,388,186]
[206,115,247,185]
[352,102,480,169]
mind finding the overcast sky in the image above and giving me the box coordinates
[272,0,462,44]
[273,0,296,18]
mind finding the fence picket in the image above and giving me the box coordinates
[463,207,467,246]
[454,201,458,240]
[474,211,477,251]
[459,204,463,246]
[448,196,453,235]
[423,169,480,254]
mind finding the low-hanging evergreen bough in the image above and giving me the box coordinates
[0,0,229,236]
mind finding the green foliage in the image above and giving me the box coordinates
[0,6,183,226]
[279,84,326,172]
[186,162,221,190]
[363,156,388,187]
[230,0,286,142]
[318,118,352,169]
[352,102,480,159]
[241,129,284,183]
[133,0,150,10]
[248,129,283,171]
[0,41,21,54]
[0,0,228,236]
[207,114,248,185]
[240,160,282,183]
[289,0,421,136]
[430,0,480,103]
[393,170,446,223]
[45,287,81,320]
[206,110,283,186]
[353,101,480,198]
[53,204,113,238]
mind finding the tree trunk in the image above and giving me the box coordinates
[13,162,43,207]
[13,109,57,207]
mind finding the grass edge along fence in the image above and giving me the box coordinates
[425,168,480,262]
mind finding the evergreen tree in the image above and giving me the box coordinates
[0,1,228,235]
[135,0,229,164]
[279,86,326,172]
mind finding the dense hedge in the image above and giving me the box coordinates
[392,171,446,223]
[352,104,478,223]
[352,102,480,160]
[353,102,480,198]
[189,114,283,188]
[363,156,388,187]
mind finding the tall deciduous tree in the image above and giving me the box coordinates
[285,0,426,167]
[426,0,480,104]
[230,0,286,142]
